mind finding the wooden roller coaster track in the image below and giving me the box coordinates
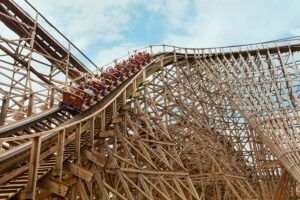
[1,0,300,199]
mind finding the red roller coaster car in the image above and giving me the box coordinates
[61,52,152,112]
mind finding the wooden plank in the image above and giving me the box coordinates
[112,116,123,124]
[54,130,65,179]
[83,149,112,168]
[20,136,41,200]
[68,163,94,182]
[99,130,114,138]
[76,179,89,200]
[38,179,69,197]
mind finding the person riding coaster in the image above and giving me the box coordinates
[89,85,103,101]
[113,65,128,81]
[121,61,134,77]
[108,68,122,86]
[100,73,116,91]
[90,79,110,96]
[135,52,147,65]
[128,59,141,73]
[78,85,97,107]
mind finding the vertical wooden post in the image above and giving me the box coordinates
[101,111,105,132]
[88,117,95,147]
[27,93,34,117]
[55,130,65,180]
[122,91,127,105]
[173,49,177,63]
[65,42,71,89]
[24,13,38,111]
[75,124,81,164]
[142,69,146,82]
[50,88,55,108]
[112,100,117,118]
[0,97,9,126]
[21,136,41,199]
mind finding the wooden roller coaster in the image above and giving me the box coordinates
[1,0,300,199]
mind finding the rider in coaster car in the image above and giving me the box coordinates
[142,51,151,62]
[108,68,122,86]
[101,72,116,91]
[83,84,97,106]
[89,85,103,101]
[135,53,146,69]
[128,57,140,73]
[113,66,127,82]
[121,61,134,77]
[85,75,95,86]
[100,78,110,96]
[115,64,128,81]
[78,82,85,90]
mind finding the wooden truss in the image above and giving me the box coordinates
[0,1,300,199]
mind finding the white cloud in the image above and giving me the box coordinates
[161,0,300,47]
[17,0,144,49]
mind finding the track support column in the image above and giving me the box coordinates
[0,97,9,126]
[20,136,41,200]
[54,130,65,179]
[88,117,95,147]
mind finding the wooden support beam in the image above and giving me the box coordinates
[112,116,123,124]
[49,88,55,108]
[77,179,89,200]
[0,97,9,125]
[131,91,141,98]
[20,136,41,200]
[27,93,34,117]
[100,111,105,131]
[74,124,81,164]
[272,170,289,200]
[88,117,95,147]
[68,163,94,182]
[38,179,69,197]
[83,149,109,168]
[122,103,131,111]
[54,130,65,179]
[92,165,110,199]
[99,130,114,138]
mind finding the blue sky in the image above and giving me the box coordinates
[15,0,300,67]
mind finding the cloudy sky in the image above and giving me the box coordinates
[15,0,300,67]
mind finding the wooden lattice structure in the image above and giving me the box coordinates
[0,0,300,199]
